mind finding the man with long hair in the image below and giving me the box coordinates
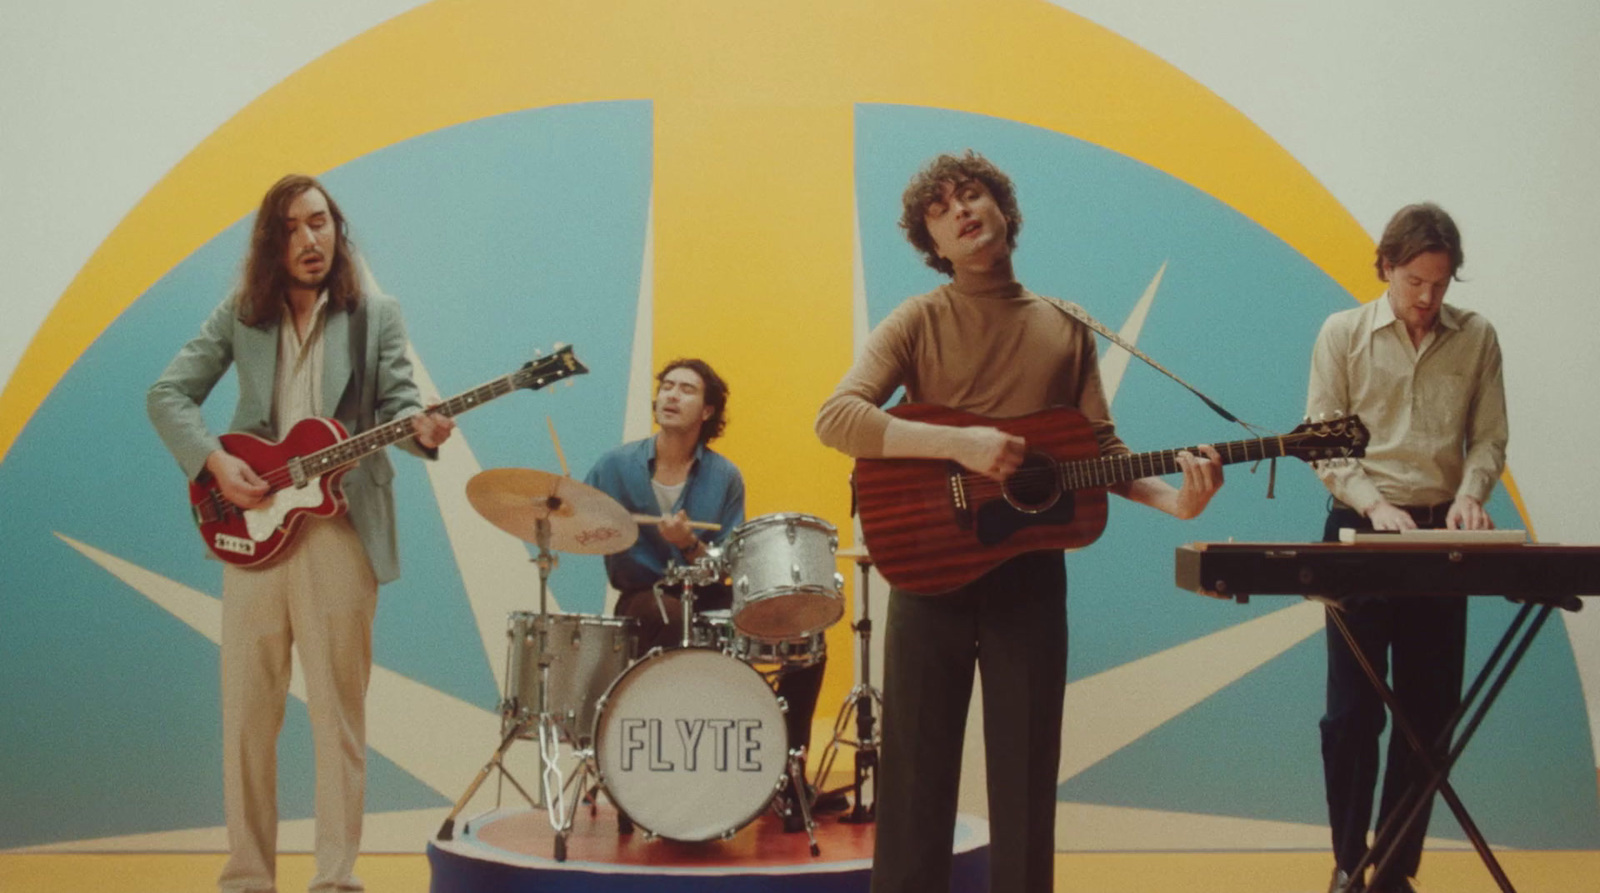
[585,357,831,829]
[148,174,452,893]
[1306,203,1507,893]
[817,151,1225,893]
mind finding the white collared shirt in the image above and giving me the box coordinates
[1306,294,1508,512]
[271,291,330,438]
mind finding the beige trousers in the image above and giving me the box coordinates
[218,517,377,893]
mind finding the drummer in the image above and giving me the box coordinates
[583,357,831,823]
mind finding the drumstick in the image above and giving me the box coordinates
[547,416,570,477]
[631,513,721,532]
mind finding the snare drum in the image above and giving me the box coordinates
[694,608,826,670]
[732,629,827,670]
[593,648,788,841]
[724,513,845,639]
[505,612,638,746]
[688,608,738,651]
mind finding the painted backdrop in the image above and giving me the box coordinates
[3,0,1598,856]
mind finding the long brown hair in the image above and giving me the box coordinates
[236,174,362,327]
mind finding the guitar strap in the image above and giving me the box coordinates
[348,295,371,419]
[1042,296,1278,496]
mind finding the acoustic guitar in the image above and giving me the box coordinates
[853,403,1367,594]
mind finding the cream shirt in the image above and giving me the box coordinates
[1305,295,1507,512]
[271,292,330,437]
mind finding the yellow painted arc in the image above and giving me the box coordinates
[3,0,1378,464]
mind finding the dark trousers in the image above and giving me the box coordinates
[871,551,1067,893]
[1321,505,1467,883]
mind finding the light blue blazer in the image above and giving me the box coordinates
[147,291,432,583]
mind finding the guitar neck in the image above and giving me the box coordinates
[1062,434,1292,490]
[286,346,587,483]
[293,372,522,479]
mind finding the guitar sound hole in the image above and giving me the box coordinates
[1002,453,1060,514]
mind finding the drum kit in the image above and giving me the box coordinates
[433,467,883,862]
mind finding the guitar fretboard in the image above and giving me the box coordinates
[296,373,524,479]
[282,350,581,484]
[1059,435,1290,491]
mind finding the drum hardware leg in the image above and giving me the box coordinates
[814,553,884,822]
[530,514,558,812]
[548,750,599,863]
[538,711,570,839]
[679,580,697,648]
[784,748,822,856]
[435,716,539,841]
[813,682,882,824]
[577,775,630,832]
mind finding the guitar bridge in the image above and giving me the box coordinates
[948,467,973,530]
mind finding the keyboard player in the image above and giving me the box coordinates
[1304,202,1508,893]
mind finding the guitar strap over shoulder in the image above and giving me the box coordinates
[1042,296,1244,425]
[348,296,369,378]
[1043,296,1277,495]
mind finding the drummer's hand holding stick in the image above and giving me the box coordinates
[657,510,705,559]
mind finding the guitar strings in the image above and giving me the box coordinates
[947,433,1317,498]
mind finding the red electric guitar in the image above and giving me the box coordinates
[189,345,587,566]
[853,404,1368,595]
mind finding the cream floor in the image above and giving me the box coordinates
[3,850,1597,893]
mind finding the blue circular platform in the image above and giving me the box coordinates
[427,804,990,892]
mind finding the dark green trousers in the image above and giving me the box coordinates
[870,551,1067,893]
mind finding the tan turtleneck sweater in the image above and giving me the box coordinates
[815,281,1129,459]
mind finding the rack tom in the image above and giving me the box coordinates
[723,513,845,639]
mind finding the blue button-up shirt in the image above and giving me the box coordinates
[584,436,745,593]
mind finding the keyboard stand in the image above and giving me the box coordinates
[1328,592,1580,892]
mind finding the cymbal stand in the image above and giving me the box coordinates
[436,515,581,863]
[528,515,589,860]
[813,551,882,823]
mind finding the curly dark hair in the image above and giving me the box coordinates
[1376,202,1464,282]
[657,357,730,444]
[899,150,1023,277]
[236,174,362,328]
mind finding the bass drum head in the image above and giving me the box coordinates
[593,648,788,841]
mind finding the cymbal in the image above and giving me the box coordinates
[466,468,638,555]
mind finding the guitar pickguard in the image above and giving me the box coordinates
[242,476,327,542]
[972,491,1078,547]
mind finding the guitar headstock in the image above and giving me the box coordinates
[1282,414,1369,462]
[513,344,589,391]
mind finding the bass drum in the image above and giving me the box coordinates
[592,647,788,841]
